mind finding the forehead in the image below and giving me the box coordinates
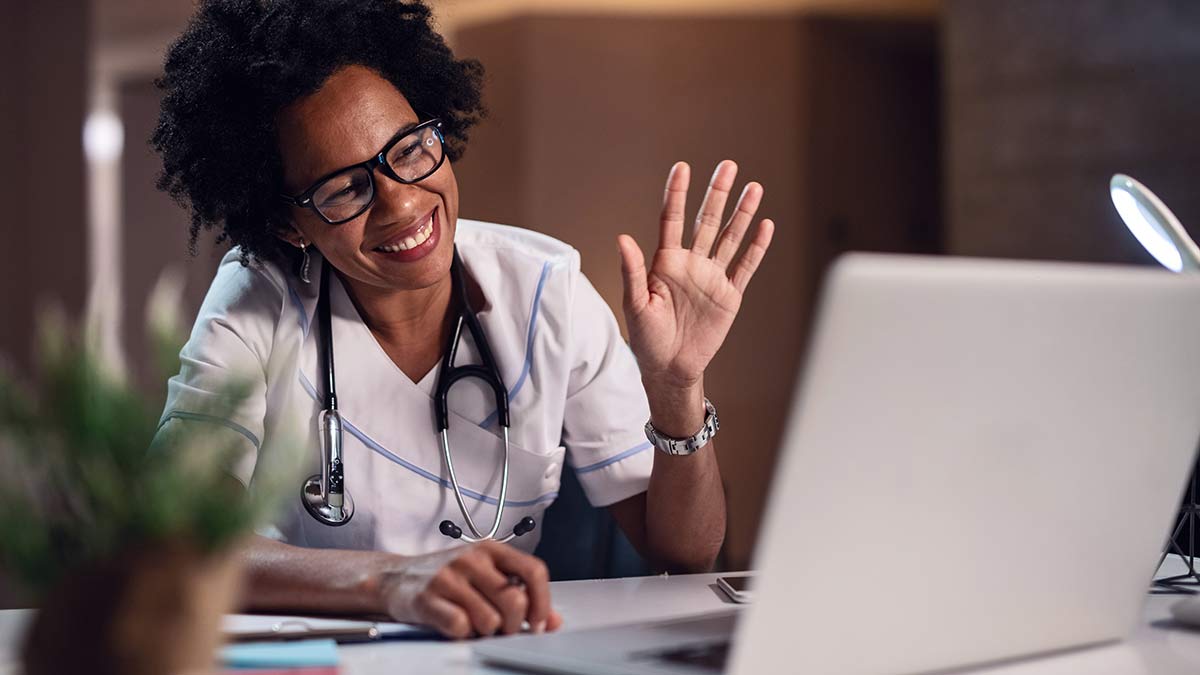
[277,65,418,187]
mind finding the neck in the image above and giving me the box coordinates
[340,272,457,346]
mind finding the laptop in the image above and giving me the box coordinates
[475,253,1200,674]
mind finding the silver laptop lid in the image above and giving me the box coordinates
[732,254,1200,675]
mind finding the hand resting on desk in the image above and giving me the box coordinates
[241,537,562,639]
[379,541,563,638]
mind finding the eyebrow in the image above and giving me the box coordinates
[382,120,421,149]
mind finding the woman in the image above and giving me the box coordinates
[153,0,773,639]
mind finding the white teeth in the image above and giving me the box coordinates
[374,217,433,252]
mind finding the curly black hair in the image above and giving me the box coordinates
[152,0,485,265]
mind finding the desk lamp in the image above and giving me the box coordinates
[1110,173,1200,590]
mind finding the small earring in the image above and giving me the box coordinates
[299,239,312,284]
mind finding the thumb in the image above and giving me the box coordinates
[617,234,648,313]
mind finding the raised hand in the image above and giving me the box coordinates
[617,161,774,393]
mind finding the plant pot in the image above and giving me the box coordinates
[21,539,244,675]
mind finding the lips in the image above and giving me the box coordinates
[370,208,440,263]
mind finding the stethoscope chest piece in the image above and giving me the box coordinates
[302,473,355,525]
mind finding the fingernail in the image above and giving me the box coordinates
[533,620,546,634]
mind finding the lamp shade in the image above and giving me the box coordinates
[1110,174,1200,273]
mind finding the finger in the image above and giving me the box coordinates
[659,162,690,250]
[618,234,649,313]
[456,554,529,635]
[413,591,473,640]
[691,160,738,257]
[547,609,564,632]
[427,569,503,637]
[486,543,553,633]
[712,182,763,269]
[730,219,775,293]
[490,585,530,635]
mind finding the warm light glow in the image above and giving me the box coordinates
[1111,187,1183,273]
[437,0,940,32]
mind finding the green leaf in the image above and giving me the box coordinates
[0,303,297,595]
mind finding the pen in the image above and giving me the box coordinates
[227,622,380,644]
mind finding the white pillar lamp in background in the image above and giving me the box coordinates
[1110,173,1200,590]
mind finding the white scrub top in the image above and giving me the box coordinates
[156,219,654,555]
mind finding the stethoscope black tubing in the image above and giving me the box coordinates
[319,261,338,412]
[435,248,510,431]
[316,246,510,431]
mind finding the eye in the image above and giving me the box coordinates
[327,186,360,203]
[398,141,422,159]
[316,175,367,206]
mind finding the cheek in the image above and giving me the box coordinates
[439,185,458,237]
[309,219,367,259]
[438,163,459,210]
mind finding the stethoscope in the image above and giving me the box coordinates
[300,247,537,543]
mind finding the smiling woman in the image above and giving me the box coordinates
[151,0,772,640]
[152,0,483,270]
[273,65,461,303]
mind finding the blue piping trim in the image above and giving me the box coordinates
[343,419,558,507]
[299,371,319,400]
[479,261,553,428]
[297,372,556,507]
[158,410,261,449]
[574,441,652,475]
[286,284,310,338]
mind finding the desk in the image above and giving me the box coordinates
[2,567,1199,674]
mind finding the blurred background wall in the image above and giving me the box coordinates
[945,1,1200,262]
[2,0,1196,573]
[0,2,89,375]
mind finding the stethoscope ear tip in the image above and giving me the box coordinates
[438,516,537,543]
[439,520,463,539]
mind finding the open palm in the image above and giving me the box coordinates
[618,161,774,389]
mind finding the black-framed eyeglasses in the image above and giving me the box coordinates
[279,118,446,225]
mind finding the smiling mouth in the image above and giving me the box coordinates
[373,212,434,253]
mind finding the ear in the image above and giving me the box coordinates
[275,223,307,249]
[268,197,309,247]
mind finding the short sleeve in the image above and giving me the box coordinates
[152,253,284,486]
[561,271,653,507]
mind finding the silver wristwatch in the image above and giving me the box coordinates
[644,398,720,456]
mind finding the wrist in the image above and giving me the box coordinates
[364,553,412,617]
[644,380,706,438]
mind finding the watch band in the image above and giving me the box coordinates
[644,398,720,456]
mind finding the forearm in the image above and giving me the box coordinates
[238,537,561,638]
[238,535,394,616]
[643,381,727,573]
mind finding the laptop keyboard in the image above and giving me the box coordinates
[652,640,731,671]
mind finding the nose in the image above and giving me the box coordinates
[369,170,426,224]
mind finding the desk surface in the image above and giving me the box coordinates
[2,567,1200,674]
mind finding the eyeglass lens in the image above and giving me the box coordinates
[311,124,443,223]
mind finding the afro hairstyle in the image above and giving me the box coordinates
[152,0,485,265]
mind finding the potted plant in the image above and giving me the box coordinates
[0,290,292,675]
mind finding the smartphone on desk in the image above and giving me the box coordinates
[717,575,753,603]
